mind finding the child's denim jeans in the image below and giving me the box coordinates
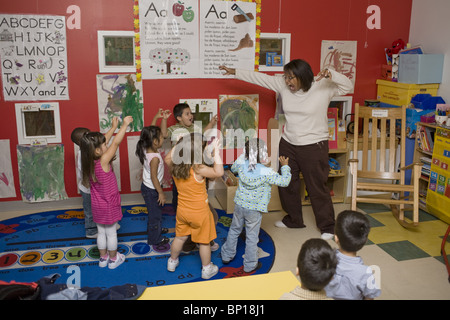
[221,204,262,272]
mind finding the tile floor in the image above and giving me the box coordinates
[1,193,449,300]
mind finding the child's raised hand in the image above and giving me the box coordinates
[279,156,289,167]
[155,108,164,119]
[210,114,218,125]
[122,116,133,126]
[162,109,171,120]
[111,116,119,128]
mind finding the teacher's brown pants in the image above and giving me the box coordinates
[278,138,335,234]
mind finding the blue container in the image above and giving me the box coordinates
[399,54,444,84]
[411,94,445,110]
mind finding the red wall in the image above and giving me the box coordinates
[0,0,412,201]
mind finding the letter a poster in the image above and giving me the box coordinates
[139,0,258,79]
[0,14,69,101]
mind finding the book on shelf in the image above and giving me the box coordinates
[417,125,434,152]
[420,156,432,164]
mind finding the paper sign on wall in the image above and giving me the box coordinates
[0,14,69,101]
[139,0,257,79]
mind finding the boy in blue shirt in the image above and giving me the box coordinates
[325,210,381,299]
[221,138,291,272]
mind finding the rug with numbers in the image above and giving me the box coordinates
[0,204,275,289]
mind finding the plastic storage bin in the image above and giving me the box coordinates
[376,79,439,106]
[399,54,444,84]
[411,94,446,110]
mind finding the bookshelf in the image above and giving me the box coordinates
[300,148,348,204]
[414,122,436,211]
[413,122,450,224]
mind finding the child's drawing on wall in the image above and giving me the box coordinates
[321,40,357,94]
[17,144,68,202]
[96,74,144,133]
[219,94,259,149]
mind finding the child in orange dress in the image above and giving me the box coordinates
[165,133,224,279]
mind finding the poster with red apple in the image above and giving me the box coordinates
[139,0,200,79]
[138,0,257,79]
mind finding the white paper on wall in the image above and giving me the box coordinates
[0,140,16,198]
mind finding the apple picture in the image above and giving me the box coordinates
[173,1,184,16]
[182,7,195,22]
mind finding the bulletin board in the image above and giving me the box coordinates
[136,0,261,79]
[426,127,450,224]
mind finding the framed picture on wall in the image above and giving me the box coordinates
[259,33,291,72]
[98,31,136,73]
[15,102,62,145]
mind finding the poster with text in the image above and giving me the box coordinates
[320,40,357,94]
[0,14,69,101]
[140,0,200,79]
[200,0,256,78]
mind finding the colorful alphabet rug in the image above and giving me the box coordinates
[0,205,275,289]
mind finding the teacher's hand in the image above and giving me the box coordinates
[316,68,332,81]
[219,65,236,76]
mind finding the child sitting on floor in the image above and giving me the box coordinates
[280,238,337,300]
[325,210,381,300]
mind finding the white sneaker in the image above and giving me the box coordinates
[108,253,125,269]
[202,263,218,279]
[99,255,109,268]
[274,220,287,228]
[210,241,219,252]
[321,233,334,241]
[167,258,179,272]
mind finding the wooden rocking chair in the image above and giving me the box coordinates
[349,103,423,227]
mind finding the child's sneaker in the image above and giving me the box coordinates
[99,254,109,268]
[167,258,179,272]
[201,262,218,279]
[210,241,219,252]
[108,253,125,269]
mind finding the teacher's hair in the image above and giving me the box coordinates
[284,59,315,92]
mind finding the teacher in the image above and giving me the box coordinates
[219,60,353,239]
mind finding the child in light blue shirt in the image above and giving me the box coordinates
[325,210,381,300]
[221,138,291,272]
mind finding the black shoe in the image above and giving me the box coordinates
[156,237,170,246]
[244,261,262,274]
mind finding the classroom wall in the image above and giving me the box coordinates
[0,0,412,202]
[409,0,450,102]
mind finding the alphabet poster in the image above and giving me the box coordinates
[139,0,200,78]
[139,0,258,79]
[0,14,69,101]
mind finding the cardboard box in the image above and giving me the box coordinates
[376,79,439,106]
[214,174,282,214]
[399,54,444,84]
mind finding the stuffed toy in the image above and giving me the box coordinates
[386,38,406,60]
